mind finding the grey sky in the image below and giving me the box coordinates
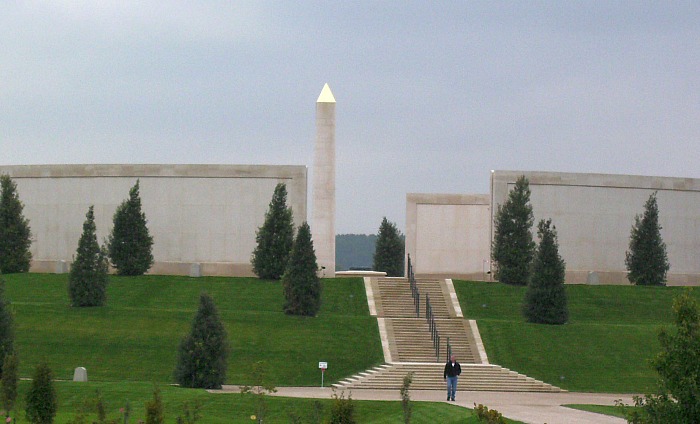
[2,2,699,234]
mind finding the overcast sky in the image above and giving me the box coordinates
[2,2,699,234]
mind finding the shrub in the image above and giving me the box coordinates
[282,222,321,316]
[473,403,506,424]
[174,293,229,389]
[240,361,277,424]
[0,174,32,274]
[625,192,670,286]
[145,386,164,424]
[329,391,355,424]
[523,219,568,325]
[400,372,413,424]
[491,175,535,285]
[68,206,109,307]
[107,179,154,276]
[372,217,404,277]
[251,183,295,280]
[618,290,700,423]
[25,362,57,424]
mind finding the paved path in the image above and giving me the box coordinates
[217,385,635,424]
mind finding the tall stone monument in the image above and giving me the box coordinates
[312,83,336,276]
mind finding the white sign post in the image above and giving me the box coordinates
[318,362,328,387]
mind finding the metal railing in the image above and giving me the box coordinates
[426,293,440,362]
[407,254,419,318]
[446,337,452,362]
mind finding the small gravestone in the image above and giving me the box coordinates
[587,271,600,285]
[189,263,202,278]
[55,260,68,274]
[73,367,88,382]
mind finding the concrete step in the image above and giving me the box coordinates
[387,318,477,363]
[334,363,564,392]
[376,278,450,318]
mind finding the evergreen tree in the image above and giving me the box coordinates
[107,180,154,276]
[372,217,405,277]
[491,175,535,285]
[69,206,109,307]
[0,174,32,274]
[1,350,18,417]
[0,279,14,377]
[621,290,700,423]
[25,362,57,424]
[625,192,670,286]
[282,222,321,316]
[523,219,568,325]
[251,183,295,280]
[174,293,229,389]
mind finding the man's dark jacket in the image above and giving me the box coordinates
[444,360,461,378]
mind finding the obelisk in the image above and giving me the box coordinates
[312,83,336,277]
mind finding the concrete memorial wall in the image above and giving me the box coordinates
[0,164,307,276]
[405,193,491,280]
[492,171,700,285]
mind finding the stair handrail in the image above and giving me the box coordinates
[446,336,452,362]
[426,293,441,362]
[407,254,419,317]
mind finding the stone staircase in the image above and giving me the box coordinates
[335,276,564,392]
[386,318,477,363]
[335,363,562,392]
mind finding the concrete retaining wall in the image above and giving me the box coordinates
[0,164,307,276]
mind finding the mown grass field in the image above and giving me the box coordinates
[454,280,697,393]
[8,380,492,424]
[4,273,383,386]
[1,273,522,423]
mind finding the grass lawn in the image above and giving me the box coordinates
[563,404,627,419]
[4,274,383,386]
[6,380,521,423]
[454,280,697,393]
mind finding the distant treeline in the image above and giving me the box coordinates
[335,234,377,271]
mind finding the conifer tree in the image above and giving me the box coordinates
[372,217,405,277]
[25,362,57,424]
[1,350,18,417]
[174,293,229,389]
[108,180,154,276]
[523,219,568,325]
[0,174,32,274]
[0,279,14,377]
[69,206,109,307]
[491,175,535,285]
[282,222,321,316]
[251,183,295,280]
[625,192,670,286]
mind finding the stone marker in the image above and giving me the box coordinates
[55,260,68,274]
[587,271,600,285]
[189,263,202,278]
[73,367,88,382]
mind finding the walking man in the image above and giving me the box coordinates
[443,354,461,401]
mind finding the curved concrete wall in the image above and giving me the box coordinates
[0,164,307,276]
[491,171,700,285]
[406,193,491,280]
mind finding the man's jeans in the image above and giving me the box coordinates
[446,376,458,400]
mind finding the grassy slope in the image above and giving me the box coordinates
[455,280,696,393]
[5,274,383,386]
